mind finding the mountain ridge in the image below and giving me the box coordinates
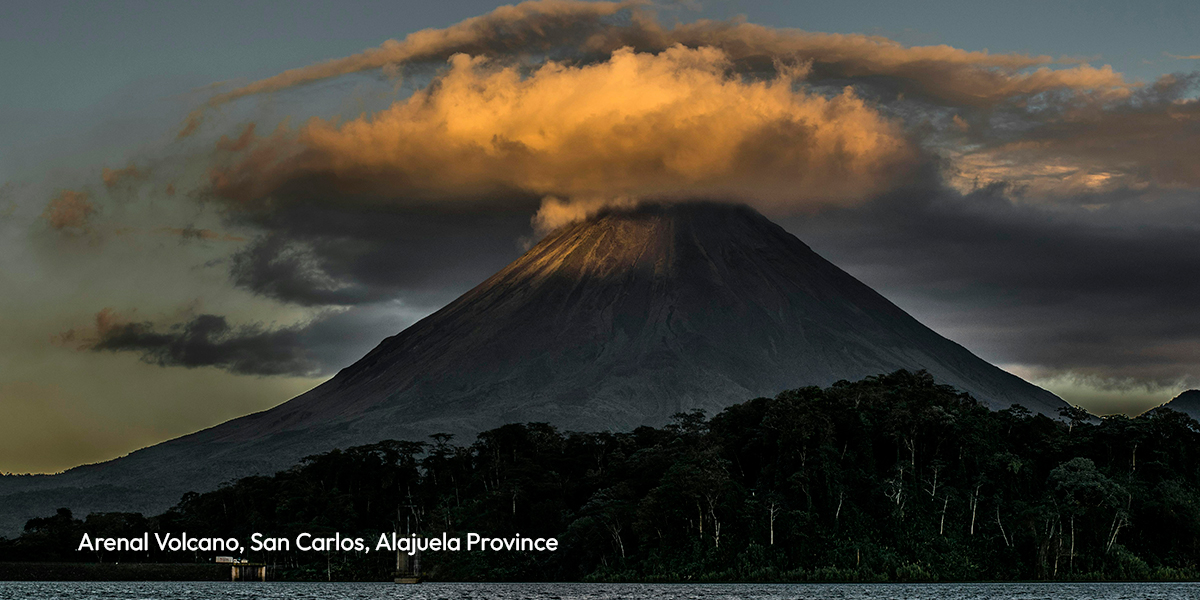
[1154,389,1200,421]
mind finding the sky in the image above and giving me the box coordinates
[2,0,1199,474]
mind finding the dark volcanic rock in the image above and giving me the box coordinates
[1154,389,1200,421]
[0,203,1067,534]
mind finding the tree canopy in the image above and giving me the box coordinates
[4,370,1199,582]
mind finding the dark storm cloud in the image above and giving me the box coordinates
[224,203,537,307]
[789,181,1200,390]
[87,305,421,377]
[92,313,322,376]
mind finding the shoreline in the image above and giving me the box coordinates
[2,563,1199,584]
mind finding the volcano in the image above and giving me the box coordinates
[0,203,1067,533]
[1154,389,1200,421]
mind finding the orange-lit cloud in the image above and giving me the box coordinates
[638,19,1130,106]
[210,46,919,221]
[40,190,97,232]
[101,164,147,190]
[52,307,130,350]
[179,0,1132,136]
[950,74,1200,197]
[216,123,257,152]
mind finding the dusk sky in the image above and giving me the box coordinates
[2,0,1199,474]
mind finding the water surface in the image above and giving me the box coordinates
[2,581,1198,600]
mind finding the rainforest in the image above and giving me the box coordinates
[3,370,1198,582]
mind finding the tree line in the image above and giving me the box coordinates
[3,370,1199,582]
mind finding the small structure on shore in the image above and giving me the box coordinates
[392,531,422,584]
[216,556,268,581]
[394,547,421,584]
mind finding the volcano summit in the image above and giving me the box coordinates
[0,203,1067,532]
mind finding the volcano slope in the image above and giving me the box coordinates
[1153,390,1200,420]
[0,203,1067,533]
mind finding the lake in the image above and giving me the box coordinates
[1,582,1198,599]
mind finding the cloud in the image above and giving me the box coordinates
[648,19,1130,106]
[101,164,147,190]
[223,208,535,307]
[951,73,1200,195]
[66,304,424,377]
[40,190,97,232]
[216,123,257,152]
[1166,53,1200,60]
[209,45,919,217]
[180,1,1153,234]
[532,195,639,233]
[179,0,639,136]
[788,182,1200,398]
[157,226,244,242]
[83,309,323,376]
[229,234,371,306]
[179,0,1132,136]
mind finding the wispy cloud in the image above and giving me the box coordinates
[40,190,96,233]
[65,308,323,376]
[178,0,1133,136]
[101,164,147,190]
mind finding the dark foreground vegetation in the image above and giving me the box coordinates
[0,561,228,581]
[3,371,1199,582]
